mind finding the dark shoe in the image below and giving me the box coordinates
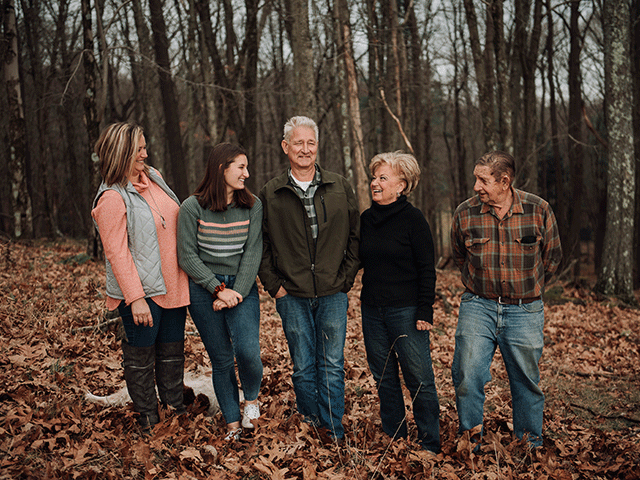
[122,341,159,428]
[155,341,186,414]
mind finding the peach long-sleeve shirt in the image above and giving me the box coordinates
[91,171,190,311]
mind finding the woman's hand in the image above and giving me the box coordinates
[131,298,153,327]
[216,288,243,309]
[416,320,433,331]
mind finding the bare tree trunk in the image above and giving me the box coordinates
[566,0,585,275]
[3,0,32,238]
[491,0,511,153]
[546,0,564,218]
[335,0,370,212]
[596,0,636,303]
[148,0,188,200]
[284,0,316,117]
[81,0,101,256]
[240,0,259,188]
[463,0,498,151]
[631,0,640,287]
[130,0,166,175]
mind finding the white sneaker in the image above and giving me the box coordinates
[242,403,260,429]
[224,428,242,442]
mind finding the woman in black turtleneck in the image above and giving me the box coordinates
[359,151,440,454]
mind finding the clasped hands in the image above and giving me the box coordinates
[213,288,243,311]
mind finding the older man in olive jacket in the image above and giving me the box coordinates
[259,116,360,445]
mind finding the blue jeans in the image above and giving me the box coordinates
[361,303,441,452]
[188,277,263,425]
[118,298,186,347]
[452,292,545,446]
[275,292,348,439]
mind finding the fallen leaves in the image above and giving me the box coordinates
[1,239,639,479]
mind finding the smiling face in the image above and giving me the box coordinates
[282,126,317,173]
[224,154,249,201]
[129,134,148,181]
[473,164,509,206]
[371,163,406,205]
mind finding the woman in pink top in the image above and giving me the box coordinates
[91,123,189,430]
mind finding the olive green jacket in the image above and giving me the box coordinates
[258,165,360,298]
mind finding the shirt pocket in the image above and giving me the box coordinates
[515,235,541,271]
[464,237,490,270]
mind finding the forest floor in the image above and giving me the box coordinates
[1,239,639,479]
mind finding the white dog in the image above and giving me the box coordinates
[84,371,243,416]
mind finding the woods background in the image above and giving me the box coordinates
[1,0,638,301]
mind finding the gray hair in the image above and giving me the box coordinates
[283,116,319,143]
[475,151,515,185]
[369,151,421,195]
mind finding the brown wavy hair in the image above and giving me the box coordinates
[193,143,255,211]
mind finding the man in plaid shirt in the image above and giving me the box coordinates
[450,150,562,448]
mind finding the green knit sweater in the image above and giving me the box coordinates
[177,195,263,298]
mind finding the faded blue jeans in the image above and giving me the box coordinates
[188,277,263,425]
[275,291,348,439]
[452,292,545,446]
[361,303,441,452]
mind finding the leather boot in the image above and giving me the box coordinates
[155,341,186,414]
[122,341,159,429]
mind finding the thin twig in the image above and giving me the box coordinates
[72,316,121,333]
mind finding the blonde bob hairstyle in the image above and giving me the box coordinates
[368,151,421,195]
[94,122,149,187]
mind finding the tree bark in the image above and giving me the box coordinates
[596,0,636,303]
[463,0,498,151]
[3,0,32,238]
[566,0,585,275]
[130,0,167,175]
[148,0,188,200]
[284,0,316,117]
[335,0,370,212]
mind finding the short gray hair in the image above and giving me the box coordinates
[283,116,319,143]
[369,151,421,195]
[476,151,515,185]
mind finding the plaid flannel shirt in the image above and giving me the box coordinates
[451,188,562,299]
[288,166,322,240]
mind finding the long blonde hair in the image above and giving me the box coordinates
[94,122,148,186]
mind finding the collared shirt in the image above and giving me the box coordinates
[288,166,322,240]
[451,188,562,299]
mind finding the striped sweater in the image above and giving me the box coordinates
[177,194,263,298]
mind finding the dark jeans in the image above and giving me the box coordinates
[361,303,441,452]
[118,298,186,347]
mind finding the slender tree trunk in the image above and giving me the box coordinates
[284,0,316,117]
[546,0,563,217]
[3,0,32,238]
[81,0,101,256]
[148,0,188,200]
[566,0,584,275]
[240,0,259,190]
[335,0,370,212]
[596,0,635,303]
[463,0,498,151]
[631,0,640,287]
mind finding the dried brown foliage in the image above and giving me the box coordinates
[1,240,639,479]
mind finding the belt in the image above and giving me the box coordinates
[466,289,541,305]
[491,296,540,305]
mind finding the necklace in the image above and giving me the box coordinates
[147,188,167,229]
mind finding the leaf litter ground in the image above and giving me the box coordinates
[1,240,639,479]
